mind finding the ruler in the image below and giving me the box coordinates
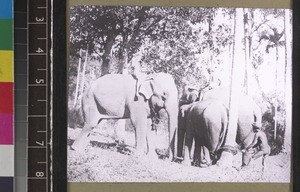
[27,0,51,191]
[15,0,28,191]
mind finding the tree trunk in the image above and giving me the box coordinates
[227,13,234,84]
[284,9,292,152]
[254,73,273,106]
[274,47,279,140]
[218,8,244,166]
[208,16,213,68]
[122,47,129,74]
[79,46,88,107]
[243,8,251,94]
[117,46,129,74]
[102,33,117,76]
[73,49,82,108]
[228,42,232,78]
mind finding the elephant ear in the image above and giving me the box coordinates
[138,80,154,100]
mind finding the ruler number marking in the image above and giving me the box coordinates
[36,78,45,84]
[36,47,44,53]
[36,141,45,146]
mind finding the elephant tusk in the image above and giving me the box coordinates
[181,110,185,117]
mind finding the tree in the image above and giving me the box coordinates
[73,49,82,108]
[243,8,253,94]
[218,8,244,166]
[259,23,285,140]
[78,47,89,107]
[70,6,177,75]
[283,9,292,152]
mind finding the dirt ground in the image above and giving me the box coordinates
[67,126,291,183]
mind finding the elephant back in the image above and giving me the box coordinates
[89,74,137,116]
[92,74,136,95]
[189,99,228,161]
[202,87,260,147]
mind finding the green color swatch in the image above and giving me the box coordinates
[0,19,13,50]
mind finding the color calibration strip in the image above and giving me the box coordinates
[0,0,14,191]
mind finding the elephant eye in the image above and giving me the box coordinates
[162,92,168,101]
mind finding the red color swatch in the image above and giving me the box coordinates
[0,82,13,113]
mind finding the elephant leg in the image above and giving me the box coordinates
[168,124,176,161]
[114,119,126,145]
[193,135,201,166]
[183,130,193,165]
[71,97,102,151]
[201,146,212,167]
[146,119,157,158]
[129,104,148,155]
[177,116,186,158]
[71,118,100,151]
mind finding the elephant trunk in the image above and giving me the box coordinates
[165,96,179,160]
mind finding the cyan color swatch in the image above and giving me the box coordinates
[0,0,13,19]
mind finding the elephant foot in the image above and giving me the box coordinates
[199,160,212,168]
[182,159,192,166]
[172,156,183,163]
[147,150,158,159]
[236,165,245,171]
[199,163,210,168]
[167,155,175,162]
[133,147,148,157]
[115,139,125,145]
[70,139,88,152]
[70,144,86,152]
[216,151,234,167]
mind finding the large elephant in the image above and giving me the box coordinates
[181,99,228,166]
[71,73,179,159]
[178,86,262,166]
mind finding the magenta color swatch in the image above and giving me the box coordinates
[0,114,13,144]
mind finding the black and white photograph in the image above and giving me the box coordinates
[67,5,292,182]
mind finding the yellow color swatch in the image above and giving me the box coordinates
[0,50,13,82]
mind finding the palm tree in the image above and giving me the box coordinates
[259,26,285,140]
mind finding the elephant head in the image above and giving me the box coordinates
[179,82,211,105]
[138,73,179,159]
[180,85,199,105]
